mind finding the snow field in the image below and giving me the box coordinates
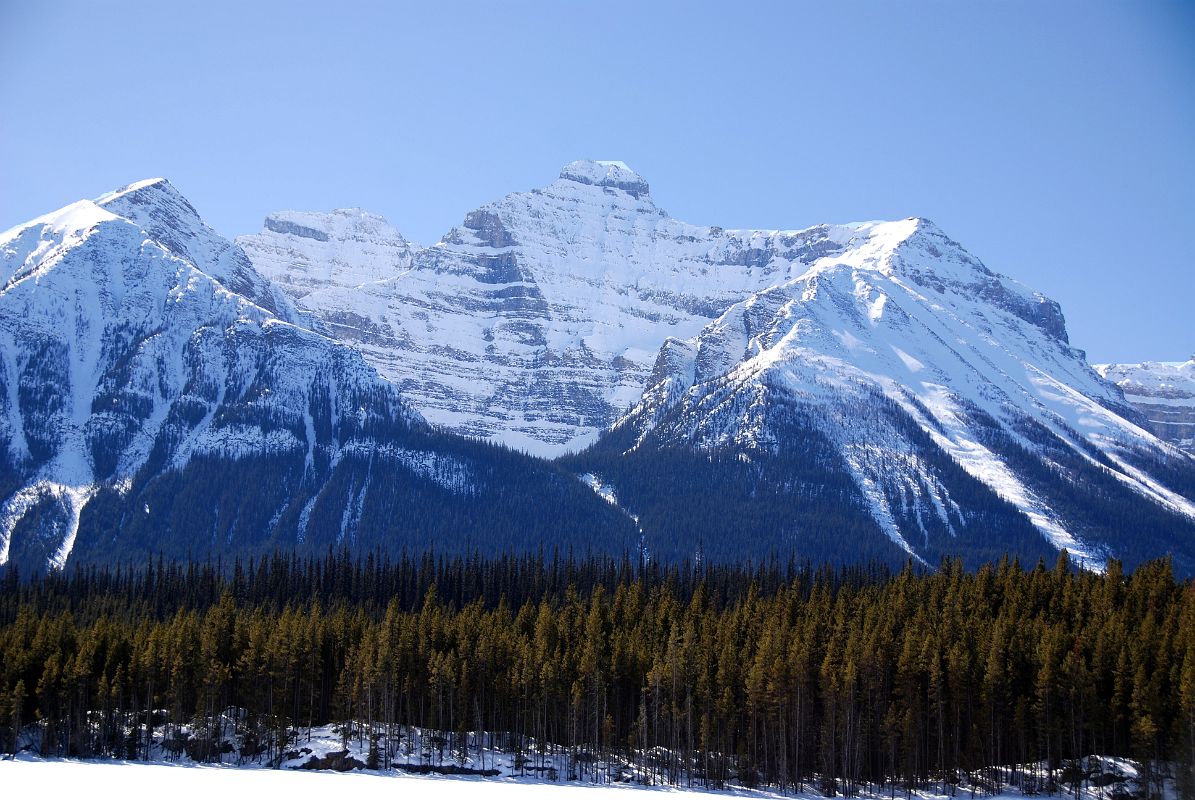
[0,757,775,800]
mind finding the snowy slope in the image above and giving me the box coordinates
[585,218,1195,570]
[1096,357,1195,454]
[0,758,755,800]
[239,161,853,455]
[0,185,635,573]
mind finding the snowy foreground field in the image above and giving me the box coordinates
[0,757,1175,800]
[0,722,1171,799]
[1,758,776,799]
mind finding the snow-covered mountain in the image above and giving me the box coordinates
[0,182,635,573]
[239,161,854,455]
[5,167,1193,574]
[1096,358,1195,455]
[571,218,1195,571]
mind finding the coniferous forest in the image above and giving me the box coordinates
[1,550,1193,797]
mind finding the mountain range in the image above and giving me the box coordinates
[2,161,1192,574]
[237,160,846,456]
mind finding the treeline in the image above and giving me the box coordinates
[0,550,862,620]
[1,551,1194,796]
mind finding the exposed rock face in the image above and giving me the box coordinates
[238,208,414,299]
[239,161,856,455]
[1097,358,1195,454]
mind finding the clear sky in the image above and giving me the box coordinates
[2,0,1192,364]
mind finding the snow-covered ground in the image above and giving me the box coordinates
[2,715,1176,799]
[0,719,1173,800]
[0,759,631,798]
[0,756,1179,800]
[0,757,779,799]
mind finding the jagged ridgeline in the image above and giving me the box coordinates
[2,163,1195,574]
[1,552,1193,796]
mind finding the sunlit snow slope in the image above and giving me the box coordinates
[575,219,1195,571]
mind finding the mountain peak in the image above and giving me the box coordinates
[90,177,295,320]
[558,159,650,198]
[94,176,206,238]
[95,177,195,219]
[96,176,171,198]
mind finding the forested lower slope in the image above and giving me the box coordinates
[1,551,1193,796]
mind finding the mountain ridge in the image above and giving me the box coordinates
[239,162,923,455]
[3,165,1193,574]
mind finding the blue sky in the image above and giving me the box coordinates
[2,0,1192,363]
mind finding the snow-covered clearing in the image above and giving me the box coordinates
[1,758,767,799]
[0,756,1178,800]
